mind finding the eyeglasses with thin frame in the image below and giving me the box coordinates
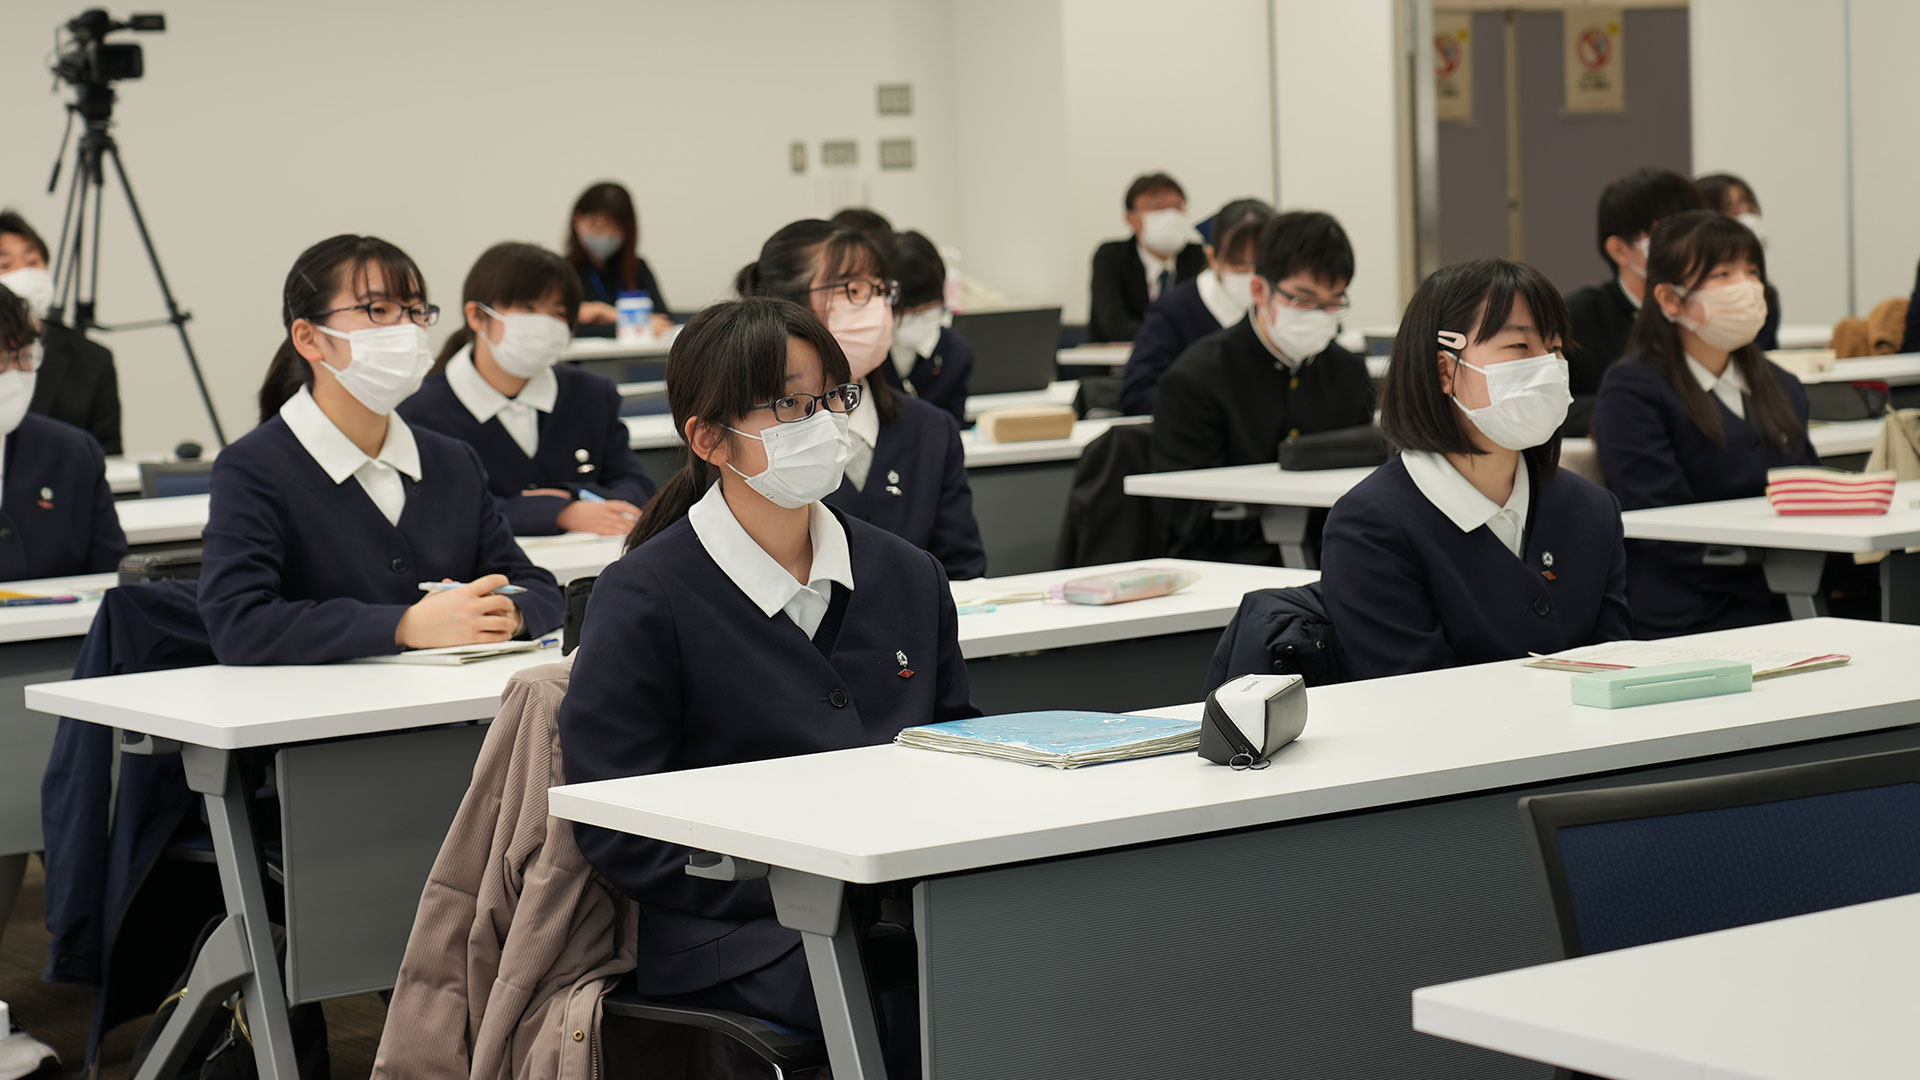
[810,279,900,309]
[1270,284,1351,317]
[0,342,41,375]
[750,383,863,424]
[305,298,441,328]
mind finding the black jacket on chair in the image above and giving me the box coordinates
[1054,422,1162,568]
[1087,239,1205,343]
[1203,582,1341,695]
[31,321,122,455]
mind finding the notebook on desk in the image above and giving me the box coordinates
[896,710,1201,769]
[1527,641,1851,680]
[360,640,548,666]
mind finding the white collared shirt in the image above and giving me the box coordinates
[1402,450,1531,559]
[1686,354,1748,419]
[1138,241,1176,302]
[280,385,422,526]
[445,345,559,458]
[844,384,881,491]
[1195,268,1244,328]
[688,481,855,639]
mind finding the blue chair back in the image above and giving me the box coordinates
[138,462,215,498]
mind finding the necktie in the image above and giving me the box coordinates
[1154,268,1169,300]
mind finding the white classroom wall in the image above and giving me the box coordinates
[1846,0,1920,316]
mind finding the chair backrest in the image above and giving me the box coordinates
[562,575,598,655]
[1522,746,1920,960]
[138,461,215,499]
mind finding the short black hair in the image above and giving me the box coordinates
[1208,198,1275,265]
[1595,167,1704,271]
[1253,211,1354,290]
[0,211,49,261]
[830,208,894,246]
[1124,173,1185,211]
[1694,172,1757,216]
[889,230,946,310]
[0,285,37,353]
[1379,258,1569,481]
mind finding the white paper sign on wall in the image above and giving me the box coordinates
[1435,13,1474,124]
[1564,8,1626,115]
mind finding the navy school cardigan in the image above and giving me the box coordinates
[1119,279,1221,416]
[826,393,987,580]
[1593,353,1818,639]
[197,416,564,665]
[559,507,978,996]
[398,362,656,535]
[1320,453,1632,681]
[879,324,974,426]
[0,413,126,581]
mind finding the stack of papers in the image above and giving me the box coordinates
[895,710,1202,769]
[1527,641,1851,681]
[360,640,547,666]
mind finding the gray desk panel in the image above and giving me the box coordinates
[916,723,1920,1079]
[1,638,86,854]
[964,631,1216,715]
[967,460,1074,577]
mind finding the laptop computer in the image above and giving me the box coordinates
[950,306,1063,395]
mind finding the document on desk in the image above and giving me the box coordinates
[896,711,1202,769]
[1527,641,1851,680]
[359,640,547,666]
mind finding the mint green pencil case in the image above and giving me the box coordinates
[1570,660,1753,709]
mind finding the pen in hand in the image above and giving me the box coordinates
[418,581,528,595]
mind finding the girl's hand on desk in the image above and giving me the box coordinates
[556,499,641,535]
[396,574,520,649]
[577,301,619,325]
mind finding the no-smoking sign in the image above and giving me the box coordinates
[1565,9,1625,113]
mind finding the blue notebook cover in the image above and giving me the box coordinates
[898,711,1199,756]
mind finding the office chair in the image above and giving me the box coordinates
[1521,746,1920,1079]
[600,994,828,1078]
[138,460,215,499]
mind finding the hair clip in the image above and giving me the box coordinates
[1436,330,1467,351]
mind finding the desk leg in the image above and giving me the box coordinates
[1762,549,1827,620]
[142,745,301,1080]
[1259,505,1315,569]
[769,868,888,1080]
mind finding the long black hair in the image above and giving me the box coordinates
[261,235,426,423]
[1627,209,1799,453]
[0,284,36,352]
[1379,258,1571,483]
[625,297,853,553]
[565,181,642,288]
[435,242,584,369]
[735,219,901,423]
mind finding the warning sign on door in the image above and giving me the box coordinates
[1435,13,1473,124]
[1564,7,1625,114]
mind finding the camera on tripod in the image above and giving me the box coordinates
[51,9,164,97]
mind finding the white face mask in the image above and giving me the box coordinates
[1621,235,1652,280]
[827,293,893,381]
[1449,349,1572,452]
[1140,208,1190,256]
[891,307,944,377]
[1734,212,1766,247]
[1218,271,1256,314]
[577,230,622,262]
[724,409,850,509]
[1263,300,1340,363]
[313,322,433,415]
[477,303,571,379]
[1,267,55,322]
[0,346,41,436]
[1667,278,1767,352]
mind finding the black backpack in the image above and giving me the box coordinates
[127,916,330,1080]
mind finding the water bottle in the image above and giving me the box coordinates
[616,291,654,344]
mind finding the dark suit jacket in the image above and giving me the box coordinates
[31,322,122,455]
[1088,239,1205,342]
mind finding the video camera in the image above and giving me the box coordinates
[51,9,165,90]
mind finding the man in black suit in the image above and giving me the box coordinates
[1087,172,1207,342]
[0,210,122,454]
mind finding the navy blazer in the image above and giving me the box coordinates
[1119,279,1221,415]
[0,414,126,582]
[1594,354,1819,639]
[198,417,564,665]
[826,394,987,579]
[561,508,977,996]
[1321,455,1631,681]
[879,325,974,425]
[1088,239,1207,342]
[398,363,656,535]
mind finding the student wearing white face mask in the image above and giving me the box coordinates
[1120,198,1274,415]
[1695,172,1783,351]
[199,235,562,665]
[881,230,974,424]
[1152,211,1374,564]
[1087,173,1208,342]
[0,210,122,453]
[563,182,674,335]
[1322,259,1630,680]
[1595,210,1817,639]
[737,220,986,580]
[400,243,654,536]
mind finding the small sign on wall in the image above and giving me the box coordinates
[1434,13,1474,124]
[1564,7,1625,114]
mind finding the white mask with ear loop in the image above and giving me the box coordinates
[477,303,571,379]
[0,342,42,436]
[1441,330,1572,451]
[312,322,434,415]
[724,409,850,509]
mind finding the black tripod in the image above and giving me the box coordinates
[45,83,227,445]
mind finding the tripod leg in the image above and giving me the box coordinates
[50,141,90,325]
[80,160,107,331]
[101,140,228,446]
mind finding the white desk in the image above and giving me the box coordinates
[548,617,1920,1079]
[963,380,1079,421]
[115,493,210,546]
[1055,343,1129,368]
[1791,352,1920,387]
[106,457,142,496]
[958,416,1145,467]
[1,573,116,861]
[1414,893,1920,1080]
[512,534,626,584]
[1775,322,1831,350]
[1620,479,1920,618]
[562,335,673,364]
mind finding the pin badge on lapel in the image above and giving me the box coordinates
[37,487,53,510]
[1541,550,1556,581]
[886,470,903,497]
[896,650,914,679]
[574,449,594,475]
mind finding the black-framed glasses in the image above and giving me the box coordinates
[306,299,441,327]
[751,383,863,423]
[1271,285,1351,316]
[0,341,41,374]
[810,279,900,308]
